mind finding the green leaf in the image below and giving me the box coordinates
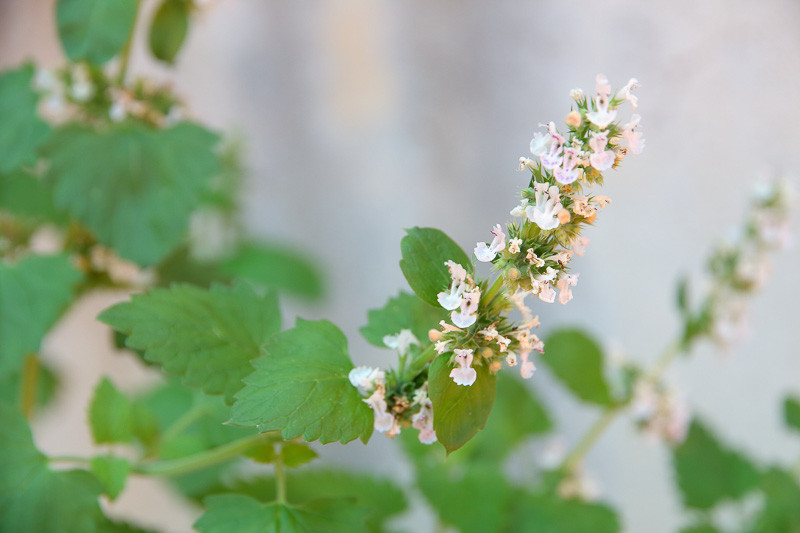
[220,242,325,300]
[231,319,374,444]
[99,283,280,403]
[148,0,190,64]
[0,170,65,223]
[541,329,614,406]
[456,372,553,462]
[155,247,229,288]
[676,275,690,314]
[746,468,800,533]
[0,254,82,378]
[671,419,761,510]
[680,526,721,533]
[399,227,473,307]
[360,291,446,348]
[0,359,59,410]
[281,443,318,468]
[195,494,369,533]
[56,0,138,64]
[428,354,497,454]
[89,456,130,500]
[0,64,50,173]
[0,403,107,532]
[783,396,800,433]
[509,494,621,533]
[417,462,512,533]
[89,377,134,444]
[43,122,220,266]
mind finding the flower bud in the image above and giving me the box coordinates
[557,210,571,224]
[489,361,502,373]
[428,329,442,342]
[479,346,493,359]
[565,110,581,127]
[507,267,520,280]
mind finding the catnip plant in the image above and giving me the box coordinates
[0,2,798,533]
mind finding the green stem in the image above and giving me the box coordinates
[116,0,141,85]
[403,344,437,382]
[20,354,40,420]
[49,455,91,465]
[132,433,264,476]
[275,448,287,504]
[483,274,505,305]
[160,403,215,444]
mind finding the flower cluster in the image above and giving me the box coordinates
[435,75,644,387]
[630,380,691,445]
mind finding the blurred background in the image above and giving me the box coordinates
[2,1,799,531]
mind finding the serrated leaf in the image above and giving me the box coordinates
[90,456,130,500]
[56,0,138,64]
[281,443,318,468]
[428,354,497,454]
[541,329,613,406]
[43,122,220,266]
[0,254,82,378]
[0,403,107,532]
[148,0,190,64]
[399,227,473,307]
[0,64,51,173]
[231,319,373,444]
[456,372,553,462]
[220,242,324,300]
[417,462,512,533]
[99,283,280,403]
[672,419,761,510]
[783,396,800,433]
[746,468,800,533]
[360,291,446,348]
[89,377,134,444]
[509,494,620,533]
[195,494,369,533]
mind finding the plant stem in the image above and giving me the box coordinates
[20,354,40,420]
[117,0,141,85]
[558,341,685,473]
[274,448,287,504]
[160,403,215,444]
[132,433,264,476]
[404,344,437,382]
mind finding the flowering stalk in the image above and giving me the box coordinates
[350,75,645,446]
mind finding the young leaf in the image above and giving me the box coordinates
[220,242,325,300]
[89,377,135,444]
[195,494,370,533]
[747,467,800,533]
[0,64,50,173]
[671,419,761,510]
[0,254,82,378]
[90,455,130,500]
[56,0,138,64]
[0,403,107,532]
[428,354,497,454]
[541,329,614,406]
[416,463,513,533]
[360,291,446,348]
[281,443,318,468]
[43,122,220,266]
[783,396,800,433]
[231,319,374,444]
[148,0,190,64]
[99,283,280,403]
[509,494,621,533]
[399,227,473,307]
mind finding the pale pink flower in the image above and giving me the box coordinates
[364,388,395,432]
[526,248,545,267]
[437,260,468,310]
[505,352,518,366]
[622,114,645,155]
[451,288,480,328]
[439,320,463,333]
[475,224,506,262]
[349,366,386,395]
[450,349,477,386]
[527,184,565,230]
[510,198,530,218]
[519,351,536,379]
[554,147,582,185]
[588,131,616,171]
[412,403,437,444]
[557,273,579,304]
[508,238,523,254]
[585,75,617,128]
[496,334,511,352]
[529,131,553,157]
[572,236,590,256]
[434,340,452,354]
[617,78,639,109]
[478,325,499,340]
[539,123,565,169]
[548,251,572,266]
[383,329,419,356]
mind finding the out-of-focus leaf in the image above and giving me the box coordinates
[281,443,318,468]
[680,525,721,533]
[0,64,50,173]
[672,419,761,510]
[0,360,59,410]
[195,494,369,533]
[148,0,190,64]
[509,494,621,533]
[220,242,325,300]
[89,455,130,501]
[56,0,138,64]
[399,227,472,307]
[99,283,280,403]
[231,319,373,444]
[428,354,496,454]
[360,291,446,348]
[0,170,65,223]
[43,123,220,266]
[746,467,800,533]
[89,377,135,444]
[0,254,82,378]
[541,329,614,406]
[783,396,800,434]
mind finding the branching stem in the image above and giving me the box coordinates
[20,354,40,420]
[132,433,264,476]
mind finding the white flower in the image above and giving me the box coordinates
[475,224,506,262]
[449,349,477,386]
[519,350,536,379]
[572,235,590,256]
[539,123,565,169]
[412,402,437,444]
[451,288,480,328]
[508,238,523,254]
[526,184,565,231]
[617,78,639,109]
[437,260,468,310]
[383,329,420,356]
[588,131,616,171]
[364,387,394,432]
[530,131,553,156]
[434,340,452,354]
[556,273,579,304]
[510,198,530,217]
[348,366,385,395]
[585,74,617,129]
[554,147,582,185]
[622,114,645,155]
